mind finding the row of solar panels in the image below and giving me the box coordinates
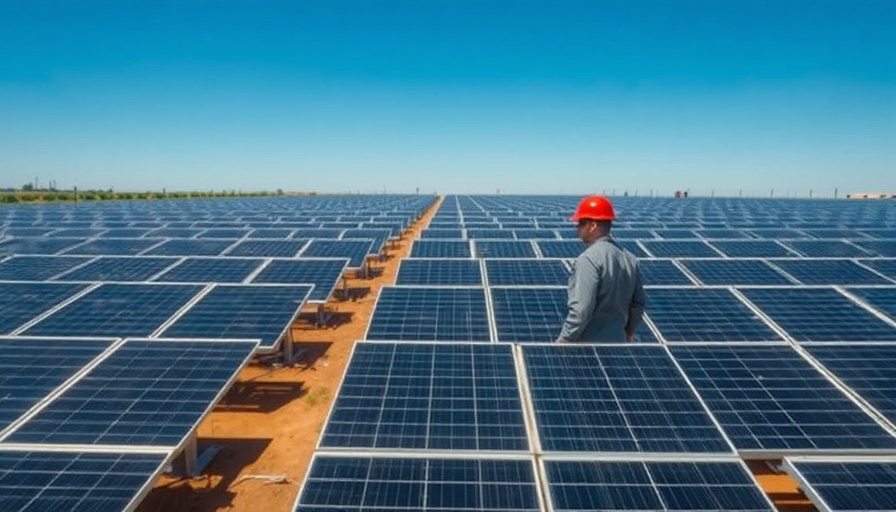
[422,225,896,239]
[295,341,896,511]
[0,225,400,239]
[396,257,896,287]
[0,336,258,512]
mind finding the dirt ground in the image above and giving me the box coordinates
[136,195,814,512]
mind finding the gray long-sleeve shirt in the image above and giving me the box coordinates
[558,236,646,342]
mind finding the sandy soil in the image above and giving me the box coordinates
[136,195,814,512]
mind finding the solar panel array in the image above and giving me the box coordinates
[0,195,434,510]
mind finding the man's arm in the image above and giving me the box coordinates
[624,266,647,342]
[557,255,598,342]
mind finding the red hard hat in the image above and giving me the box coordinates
[570,195,615,222]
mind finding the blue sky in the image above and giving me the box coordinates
[1,0,894,196]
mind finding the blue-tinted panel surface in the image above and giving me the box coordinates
[771,259,891,285]
[855,240,896,257]
[225,240,306,257]
[143,239,234,256]
[6,339,256,446]
[62,238,160,256]
[861,259,896,280]
[491,287,566,342]
[321,343,527,450]
[0,238,85,256]
[54,256,177,282]
[0,338,113,431]
[537,240,583,259]
[640,260,693,285]
[616,240,651,258]
[647,288,783,342]
[485,259,569,286]
[709,240,795,257]
[301,239,373,267]
[23,283,202,337]
[410,240,472,258]
[641,241,721,258]
[0,255,92,281]
[160,285,312,349]
[547,460,773,511]
[787,459,896,512]
[296,456,539,511]
[0,451,167,512]
[153,257,264,284]
[396,259,483,286]
[784,240,872,258]
[250,259,347,301]
[845,287,896,321]
[523,345,731,453]
[670,345,896,452]
[683,259,793,285]
[0,282,88,334]
[741,287,896,342]
[419,228,464,239]
[805,344,896,427]
[474,240,536,258]
[196,228,251,239]
[366,287,491,341]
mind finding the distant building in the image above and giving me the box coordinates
[845,192,894,199]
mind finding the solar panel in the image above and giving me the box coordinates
[466,228,515,239]
[142,238,235,257]
[0,282,88,334]
[250,259,347,302]
[145,227,203,238]
[419,228,464,239]
[512,228,558,239]
[409,240,472,258]
[159,284,313,349]
[0,450,168,512]
[522,344,732,453]
[22,283,202,338]
[395,259,483,286]
[4,339,257,446]
[485,259,569,286]
[845,287,896,322]
[0,255,92,281]
[61,238,161,256]
[195,228,251,239]
[748,228,808,239]
[0,337,115,432]
[682,259,794,286]
[804,344,896,427]
[292,228,344,239]
[640,241,722,258]
[342,228,392,254]
[783,240,872,258]
[646,288,783,342]
[740,287,896,342]
[152,257,264,284]
[709,240,796,257]
[0,237,86,256]
[612,228,657,239]
[770,259,892,285]
[784,457,896,512]
[696,228,753,239]
[295,455,540,511]
[247,227,295,239]
[490,287,566,342]
[615,240,651,258]
[670,344,896,453]
[365,287,491,341]
[46,228,109,239]
[640,260,694,285]
[536,240,582,258]
[545,459,774,511]
[854,240,896,257]
[53,256,178,282]
[473,240,536,258]
[301,239,374,268]
[320,343,527,450]
[224,239,307,257]
[653,229,697,239]
[860,259,896,281]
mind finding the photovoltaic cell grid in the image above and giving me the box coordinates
[682,259,794,286]
[490,287,566,342]
[740,287,896,342]
[152,257,264,284]
[641,240,721,258]
[785,458,896,512]
[861,259,896,280]
[321,343,527,450]
[410,240,472,258]
[301,239,374,268]
[770,259,892,285]
[365,287,491,341]
[0,337,115,432]
[616,239,651,258]
[0,255,92,281]
[54,256,178,282]
[143,239,234,256]
[22,283,203,338]
[639,260,693,285]
[805,344,896,428]
[545,460,774,512]
[250,259,348,301]
[0,282,88,334]
[160,284,312,349]
[646,288,783,342]
[522,345,732,454]
[670,345,896,453]
[473,240,536,258]
[536,240,582,259]
[855,240,896,257]
[484,259,569,286]
[844,287,896,322]
[395,259,483,286]
[783,240,872,258]
[61,238,161,256]
[0,238,86,256]
[225,239,306,257]
[709,240,796,257]
[0,450,168,512]
[3,339,257,446]
[295,456,540,512]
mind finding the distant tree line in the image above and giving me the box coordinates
[0,186,287,204]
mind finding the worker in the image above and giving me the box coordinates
[556,195,647,343]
